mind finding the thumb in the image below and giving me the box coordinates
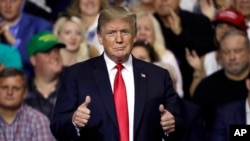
[82,95,91,108]
[159,104,166,114]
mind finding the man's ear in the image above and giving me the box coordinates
[246,79,250,90]
[30,56,36,66]
[22,88,28,100]
[97,33,103,45]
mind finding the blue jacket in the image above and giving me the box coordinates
[211,99,246,141]
[1,13,52,78]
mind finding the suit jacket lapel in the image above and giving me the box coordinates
[92,55,118,129]
[133,58,147,136]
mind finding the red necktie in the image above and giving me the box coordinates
[114,63,129,141]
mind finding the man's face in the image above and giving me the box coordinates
[235,0,250,18]
[0,76,26,110]
[154,0,180,16]
[0,0,24,22]
[97,19,135,63]
[220,35,250,76]
[31,48,63,75]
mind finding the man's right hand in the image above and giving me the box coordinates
[72,96,91,128]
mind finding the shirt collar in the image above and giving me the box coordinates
[104,53,133,72]
[246,98,250,113]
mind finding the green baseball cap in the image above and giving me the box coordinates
[27,30,65,56]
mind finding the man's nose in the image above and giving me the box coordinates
[116,33,123,43]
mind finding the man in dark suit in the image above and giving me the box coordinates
[50,6,182,141]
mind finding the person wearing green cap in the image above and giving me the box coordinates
[25,30,65,120]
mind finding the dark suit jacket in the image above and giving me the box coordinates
[178,99,205,141]
[211,99,246,141]
[50,55,182,141]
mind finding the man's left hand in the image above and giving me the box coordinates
[159,104,175,134]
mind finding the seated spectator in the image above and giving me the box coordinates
[0,68,55,141]
[53,14,99,67]
[193,0,234,21]
[136,11,184,97]
[23,0,52,21]
[193,30,250,140]
[132,40,159,62]
[234,0,250,39]
[211,70,250,141]
[132,40,178,93]
[67,0,109,54]
[0,43,22,70]
[186,8,247,96]
[131,0,155,13]
[0,0,52,78]
[25,30,65,120]
[153,0,215,99]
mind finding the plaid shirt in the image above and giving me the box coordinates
[0,104,56,141]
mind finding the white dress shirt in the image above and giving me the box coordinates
[246,99,250,125]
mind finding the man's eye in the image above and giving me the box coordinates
[107,31,115,34]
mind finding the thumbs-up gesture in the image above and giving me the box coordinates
[72,96,91,128]
[159,104,175,134]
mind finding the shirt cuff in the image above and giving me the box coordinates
[72,121,81,136]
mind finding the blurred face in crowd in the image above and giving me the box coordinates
[132,45,151,62]
[98,19,135,63]
[140,0,153,4]
[235,0,250,18]
[154,0,180,16]
[80,0,101,16]
[31,48,63,75]
[0,0,24,22]
[216,0,234,11]
[215,23,238,41]
[220,34,250,76]
[57,20,82,52]
[0,75,26,110]
[136,16,155,45]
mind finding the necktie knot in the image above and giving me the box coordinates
[115,63,124,71]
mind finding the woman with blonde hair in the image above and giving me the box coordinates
[136,11,184,97]
[67,0,110,54]
[53,14,99,67]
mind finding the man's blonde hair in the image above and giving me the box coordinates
[97,6,137,36]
